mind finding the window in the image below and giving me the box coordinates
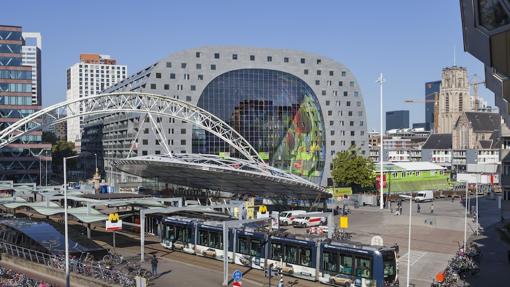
[351,131,355,136]
[300,58,305,64]
[181,63,187,68]
[181,128,187,134]
[340,255,353,275]
[181,139,186,145]
[144,128,149,134]
[339,81,343,86]
[142,151,148,156]
[315,80,320,85]
[164,84,169,90]
[341,71,346,76]
[317,59,322,64]
[156,73,161,78]
[166,62,172,68]
[326,100,330,105]
[196,63,202,69]
[317,70,322,76]
[142,139,148,145]
[186,96,192,101]
[346,101,351,106]
[344,91,348,97]
[155,140,160,145]
[195,52,201,58]
[350,81,355,87]
[331,140,336,145]
[329,71,334,76]
[210,64,216,70]
[267,56,272,62]
[232,54,238,60]
[191,85,196,91]
[330,121,334,126]
[304,69,309,75]
[155,150,161,155]
[170,73,175,79]
[328,110,333,116]
[250,55,255,61]
[214,53,220,59]
[284,57,289,63]
[355,257,372,279]
[198,74,204,80]
[478,0,510,30]
[350,121,354,126]
[150,84,156,89]
[348,111,353,116]
[322,90,327,96]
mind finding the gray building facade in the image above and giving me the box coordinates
[82,46,368,187]
[386,110,409,131]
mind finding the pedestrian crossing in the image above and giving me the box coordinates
[398,251,427,266]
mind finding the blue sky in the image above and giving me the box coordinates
[3,0,490,131]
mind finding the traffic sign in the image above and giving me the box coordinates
[339,216,349,229]
[106,213,122,231]
[232,270,243,281]
[232,281,242,287]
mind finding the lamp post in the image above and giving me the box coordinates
[377,73,385,209]
[45,149,48,186]
[63,154,79,287]
[464,182,468,252]
[400,194,412,287]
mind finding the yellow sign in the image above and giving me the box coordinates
[108,213,120,222]
[258,205,268,214]
[339,216,349,229]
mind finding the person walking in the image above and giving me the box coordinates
[151,254,159,276]
[417,203,421,213]
[430,203,434,214]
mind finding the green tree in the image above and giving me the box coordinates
[331,146,375,191]
[51,141,77,174]
[42,131,58,145]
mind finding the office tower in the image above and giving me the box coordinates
[66,54,127,151]
[21,32,41,105]
[386,110,409,130]
[425,81,441,131]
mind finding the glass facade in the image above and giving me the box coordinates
[192,69,325,183]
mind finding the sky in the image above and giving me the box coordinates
[2,0,491,131]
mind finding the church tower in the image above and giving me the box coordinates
[437,66,471,133]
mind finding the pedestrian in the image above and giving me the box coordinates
[452,196,455,203]
[399,205,403,216]
[151,254,159,276]
[417,203,421,213]
[430,203,434,214]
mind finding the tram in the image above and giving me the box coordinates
[160,217,399,287]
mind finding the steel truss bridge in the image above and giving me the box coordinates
[0,92,322,193]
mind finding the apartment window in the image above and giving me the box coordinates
[330,121,334,126]
[328,110,333,116]
[339,81,343,86]
[142,151,148,156]
[177,84,183,90]
[196,52,201,58]
[191,85,196,91]
[354,91,359,97]
[181,139,186,145]
[198,74,204,80]
[348,111,352,116]
[166,62,172,68]
[344,91,348,97]
[196,63,202,69]
[186,96,192,101]
[322,90,327,96]
[300,58,305,64]
[164,84,169,90]
[284,57,289,63]
[330,130,335,136]
[181,63,187,68]
[155,150,161,155]
[232,54,238,60]
[210,64,216,70]
[350,81,354,87]
[155,73,161,78]
[326,100,330,106]
[150,84,156,89]
[346,101,351,106]
[329,71,334,76]
[144,128,149,134]
[170,73,175,79]
[317,70,322,76]
[250,55,255,61]
[317,59,322,64]
[351,131,355,136]
[315,80,320,85]
[184,74,190,80]
[351,140,356,146]
[142,139,148,145]
[155,139,160,145]
[350,121,354,126]
[304,69,309,75]
[342,71,346,76]
[267,56,272,62]
[214,53,220,59]
[181,128,186,134]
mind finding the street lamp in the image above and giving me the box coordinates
[464,182,468,252]
[399,194,413,287]
[377,73,385,209]
[63,154,79,287]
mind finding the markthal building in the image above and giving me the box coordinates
[82,47,368,189]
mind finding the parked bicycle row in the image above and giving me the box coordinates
[431,243,481,287]
[0,266,53,287]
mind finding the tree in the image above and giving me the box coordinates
[51,141,77,174]
[331,146,375,191]
[42,131,58,145]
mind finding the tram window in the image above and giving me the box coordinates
[299,248,312,267]
[209,231,223,249]
[166,226,176,241]
[238,237,249,255]
[251,239,262,257]
[355,257,372,279]
[199,230,208,246]
[271,243,283,260]
[340,255,353,275]
[285,245,299,265]
[323,251,338,273]
[176,227,187,242]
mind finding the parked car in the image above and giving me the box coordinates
[414,190,434,202]
[279,210,306,226]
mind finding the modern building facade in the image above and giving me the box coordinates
[66,54,127,151]
[0,25,51,183]
[437,66,471,134]
[459,0,510,197]
[82,46,368,187]
[386,110,409,131]
[425,80,441,131]
[21,32,41,105]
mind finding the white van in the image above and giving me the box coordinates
[414,190,434,202]
[279,210,306,226]
[293,216,327,228]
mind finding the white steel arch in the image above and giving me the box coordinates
[0,92,264,164]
